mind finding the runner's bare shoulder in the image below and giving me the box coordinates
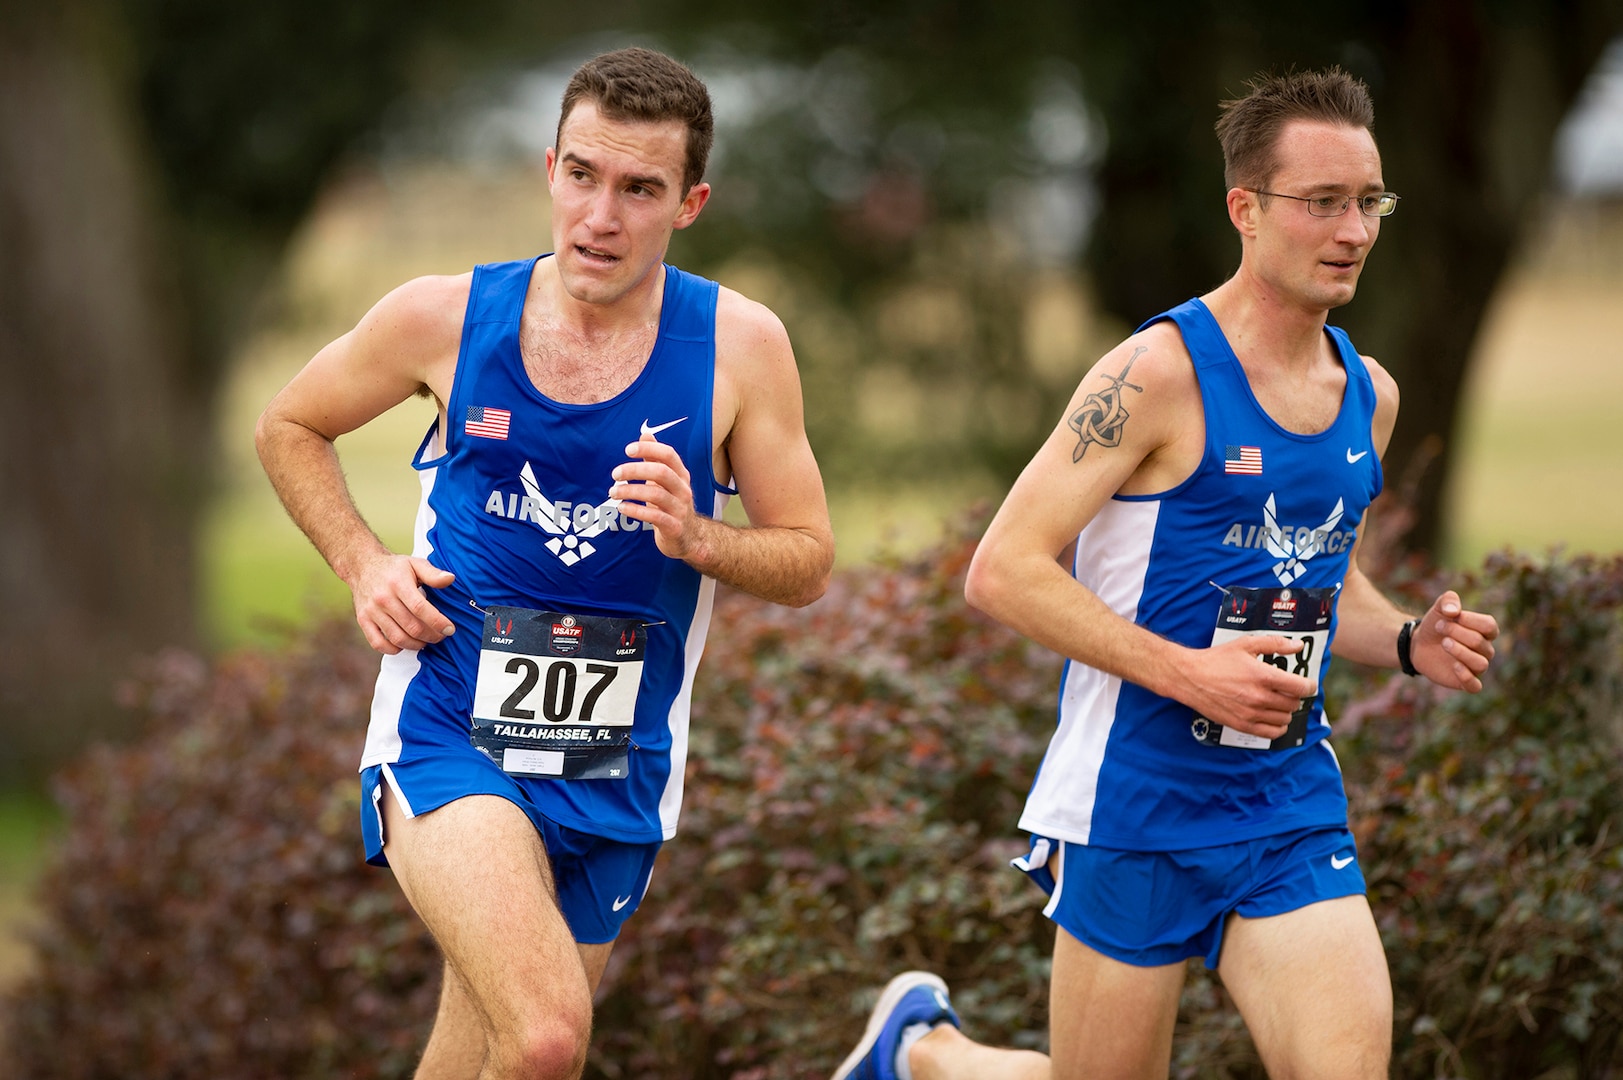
[355,273,473,358]
[714,285,793,370]
[341,272,475,403]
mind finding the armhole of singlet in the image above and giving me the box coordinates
[441,262,494,460]
[1326,325,1385,500]
[410,419,446,470]
[1111,304,1213,504]
[1330,326,1382,500]
[695,274,739,499]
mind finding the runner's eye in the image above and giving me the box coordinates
[1362,193,1399,216]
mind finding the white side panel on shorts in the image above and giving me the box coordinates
[379,762,416,817]
[1041,839,1069,920]
[1017,498,1160,845]
[362,650,420,768]
[1320,734,1342,773]
[359,431,442,770]
[655,490,728,839]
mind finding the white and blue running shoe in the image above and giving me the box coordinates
[830,971,961,1080]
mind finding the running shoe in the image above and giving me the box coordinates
[830,970,960,1080]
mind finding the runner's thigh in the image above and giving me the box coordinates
[1218,895,1391,1080]
[1049,927,1185,1080]
[380,790,593,1039]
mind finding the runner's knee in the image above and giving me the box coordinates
[489,1008,592,1080]
[1252,999,1390,1080]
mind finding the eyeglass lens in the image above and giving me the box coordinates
[1307,193,1398,217]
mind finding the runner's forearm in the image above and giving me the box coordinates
[966,550,1193,701]
[1328,570,1409,668]
[678,514,832,607]
[255,416,392,585]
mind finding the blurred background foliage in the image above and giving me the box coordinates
[5,527,1620,1078]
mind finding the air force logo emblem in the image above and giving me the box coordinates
[1263,493,1344,586]
[483,463,643,568]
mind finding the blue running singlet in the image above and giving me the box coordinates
[1019,297,1383,852]
[361,256,733,844]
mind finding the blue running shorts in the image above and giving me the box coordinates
[1012,826,1366,968]
[361,760,661,944]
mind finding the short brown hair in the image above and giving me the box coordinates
[557,47,714,194]
[1214,67,1375,190]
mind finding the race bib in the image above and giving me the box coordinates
[1192,585,1334,751]
[469,606,645,779]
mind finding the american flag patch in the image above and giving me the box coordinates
[1224,445,1263,475]
[465,406,511,440]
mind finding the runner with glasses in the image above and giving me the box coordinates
[1243,189,1401,217]
[835,66,1497,1080]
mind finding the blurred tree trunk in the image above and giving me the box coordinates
[656,1,1623,555]
[0,0,630,783]
[0,0,451,783]
[0,3,201,783]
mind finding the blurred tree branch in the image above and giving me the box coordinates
[649,0,1623,556]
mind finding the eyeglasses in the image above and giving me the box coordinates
[1246,189,1401,217]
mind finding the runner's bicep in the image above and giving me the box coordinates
[978,427,1142,566]
[715,296,830,536]
[267,275,467,442]
[267,333,421,442]
[984,349,1172,557]
[1059,343,1165,466]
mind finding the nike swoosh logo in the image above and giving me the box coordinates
[612,895,632,912]
[1346,448,1369,463]
[640,416,689,439]
[1331,853,1355,870]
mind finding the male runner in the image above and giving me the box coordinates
[257,47,833,1080]
[833,68,1498,1080]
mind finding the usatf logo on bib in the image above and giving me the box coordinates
[550,615,584,655]
[1268,591,1297,628]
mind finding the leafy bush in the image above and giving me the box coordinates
[5,533,1621,1079]
[1,627,441,1079]
[1348,551,1623,1080]
[591,534,1058,1078]
[1171,550,1623,1080]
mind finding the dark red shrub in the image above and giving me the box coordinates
[1347,551,1623,1080]
[5,534,1621,1080]
[2,626,440,1079]
[592,533,1059,1078]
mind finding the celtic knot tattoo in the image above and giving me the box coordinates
[1068,346,1146,462]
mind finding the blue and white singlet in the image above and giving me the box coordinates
[1018,297,1383,852]
[360,256,732,844]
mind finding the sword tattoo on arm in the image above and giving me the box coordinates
[1068,347,1146,462]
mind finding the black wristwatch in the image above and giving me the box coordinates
[1396,618,1421,677]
